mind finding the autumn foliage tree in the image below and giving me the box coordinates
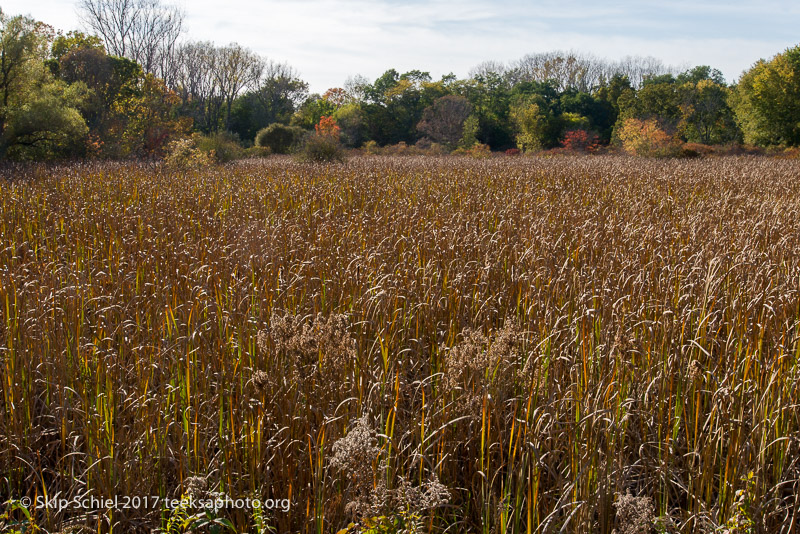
[114,73,190,156]
[731,45,800,147]
[322,87,349,108]
[617,118,680,157]
[678,78,738,145]
[315,115,340,138]
[561,129,599,152]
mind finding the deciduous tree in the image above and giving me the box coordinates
[78,0,184,84]
[417,95,472,150]
[731,45,800,146]
[0,11,89,159]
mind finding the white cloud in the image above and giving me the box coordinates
[2,0,798,91]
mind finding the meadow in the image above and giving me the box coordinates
[1,155,799,533]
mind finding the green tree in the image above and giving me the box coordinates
[561,89,614,142]
[48,30,104,76]
[332,103,367,147]
[508,83,563,150]
[0,11,51,133]
[51,30,103,60]
[461,70,514,149]
[676,65,726,86]
[631,81,681,132]
[731,45,800,146]
[509,99,549,152]
[55,42,144,156]
[3,81,89,159]
[291,94,336,130]
[678,79,739,144]
[358,69,441,145]
[610,78,682,144]
[0,11,89,159]
[229,61,307,142]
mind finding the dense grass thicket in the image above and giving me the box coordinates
[1,156,800,533]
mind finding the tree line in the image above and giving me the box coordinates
[1,0,799,161]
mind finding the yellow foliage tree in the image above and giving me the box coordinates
[617,118,680,157]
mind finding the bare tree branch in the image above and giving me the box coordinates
[78,0,183,82]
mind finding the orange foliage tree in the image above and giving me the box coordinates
[561,129,599,152]
[617,118,680,157]
[315,115,340,139]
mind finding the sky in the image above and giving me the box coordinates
[2,0,800,93]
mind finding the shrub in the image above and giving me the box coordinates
[681,142,715,158]
[467,143,492,158]
[297,116,346,163]
[244,146,272,159]
[381,142,411,156]
[722,143,765,156]
[255,123,304,154]
[453,143,492,158]
[362,140,380,155]
[617,118,681,157]
[780,147,800,159]
[414,137,434,150]
[561,129,600,153]
[194,132,244,162]
[298,134,346,162]
[409,138,447,155]
[163,137,214,168]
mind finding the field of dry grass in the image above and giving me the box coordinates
[1,155,799,533]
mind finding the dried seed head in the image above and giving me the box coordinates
[256,329,270,354]
[614,493,655,534]
[688,359,703,382]
[251,370,270,393]
[330,415,380,483]
[265,312,356,383]
[442,327,489,392]
[443,319,524,418]
[183,476,208,498]
[486,317,523,367]
[418,474,450,511]
[331,415,383,518]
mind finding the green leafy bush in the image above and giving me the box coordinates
[255,123,304,154]
[194,132,244,163]
[298,133,346,163]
